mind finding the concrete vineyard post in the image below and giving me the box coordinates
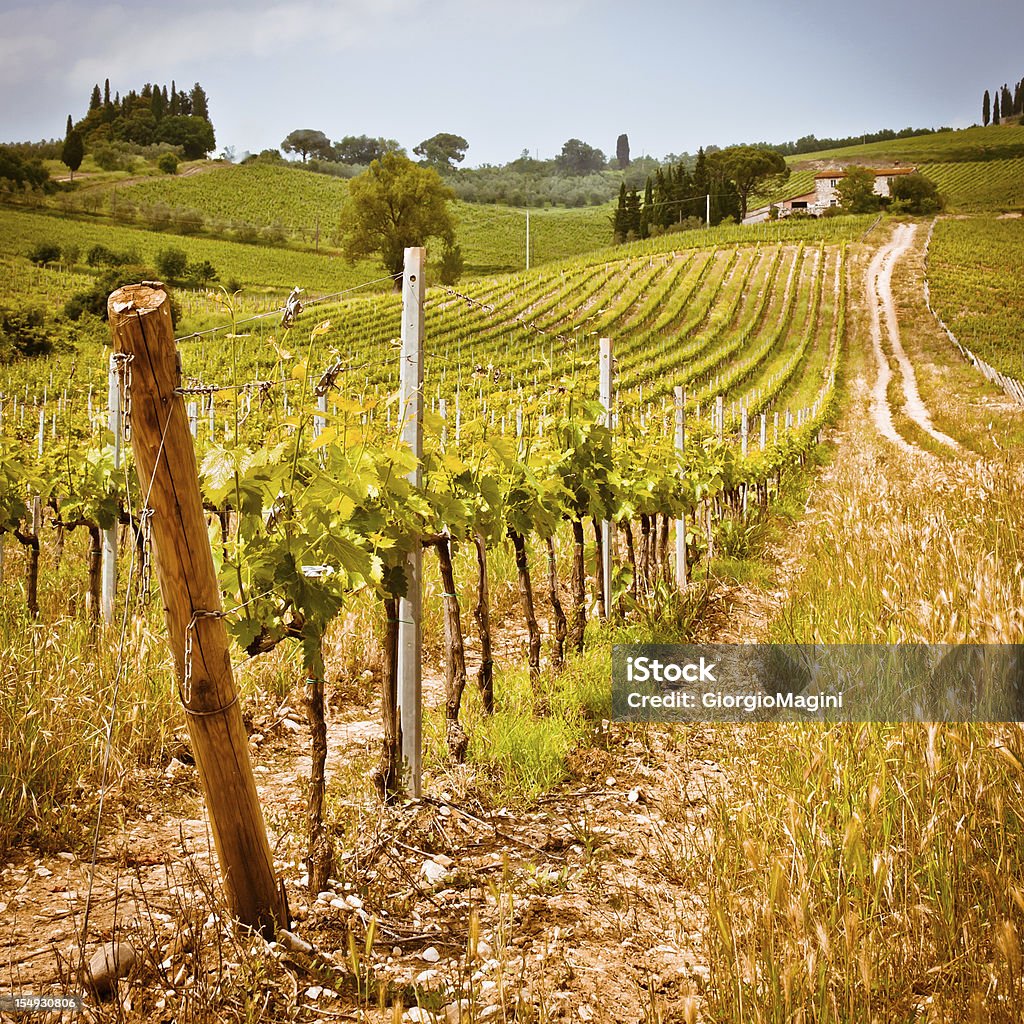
[101,355,120,624]
[674,386,688,590]
[398,247,425,797]
[107,283,286,938]
[598,337,613,619]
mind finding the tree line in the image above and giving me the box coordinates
[613,146,788,241]
[982,78,1024,126]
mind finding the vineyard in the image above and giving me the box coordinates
[3,190,1024,1024]
[927,215,1024,378]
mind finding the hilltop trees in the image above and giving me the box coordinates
[556,139,606,175]
[282,129,334,162]
[413,133,469,172]
[334,135,404,165]
[983,90,991,126]
[72,79,216,157]
[339,152,456,285]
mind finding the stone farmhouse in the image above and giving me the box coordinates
[780,166,917,216]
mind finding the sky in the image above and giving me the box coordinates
[1,0,1022,165]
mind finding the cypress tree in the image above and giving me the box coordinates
[613,183,629,242]
[624,189,642,238]
[103,78,111,106]
[639,179,654,239]
[190,82,209,121]
[1001,84,1013,118]
[616,133,630,168]
[693,148,709,222]
[61,114,84,181]
[169,81,179,115]
[993,92,1001,124]
[89,84,102,110]
[983,89,991,126]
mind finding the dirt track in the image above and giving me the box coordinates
[866,223,961,453]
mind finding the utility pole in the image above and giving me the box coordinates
[107,283,286,938]
[397,247,425,797]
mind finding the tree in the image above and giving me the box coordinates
[159,115,215,159]
[413,133,469,172]
[89,84,102,111]
[334,135,403,165]
[836,166,880,213]
[439,241,464,285]
[993,93,1001,124]
[555,139,606,175]
[616,133,630,168]
[715,145,788,220]
[156,247,188,281]
[189,82,209,121]
[889,172,943,214]
[339,152,456,285]
[983,89,991,126]
[281,129,333,163]
[61,115,84,181]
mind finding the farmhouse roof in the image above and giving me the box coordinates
[813,167,916,179]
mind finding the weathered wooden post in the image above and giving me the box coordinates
[397,248,425,797]
[107,283,286,938]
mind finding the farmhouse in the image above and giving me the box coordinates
[812,166,917,209]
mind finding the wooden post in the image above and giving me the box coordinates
[397,248,425,797]
[107,283,285,938]
[716,395,724,440]
[674,386,688,590]
[101,355,120,624]
[598,338,613,619]
[741,407,748,457]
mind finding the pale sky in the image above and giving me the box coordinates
[1,0,1021,165]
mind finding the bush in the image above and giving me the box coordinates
[157,152,179,174]
[92,144,135,172]
[186,260,218,287]
[175,208,204,235]
[27,242,61,266]
[0,306,50,361]
[87,244,139,267]
[65,264,179,323]
[156,247,188,281]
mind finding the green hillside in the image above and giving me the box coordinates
[56,162,613,273]
[762,124,1024,212]
[787,124,1024,166]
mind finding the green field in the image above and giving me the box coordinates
[928,215,1024,378]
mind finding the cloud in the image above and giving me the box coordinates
[0,0,418,93]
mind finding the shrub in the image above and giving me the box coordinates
[92,144,135,172]
[156,247,188,281]
[0,306,50,360]
[65,264,179,323]
[186,260,218,286]
[87,244,139,267]
[175,208,204,235]
[27,242,61,266]
[157,152,179,175]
